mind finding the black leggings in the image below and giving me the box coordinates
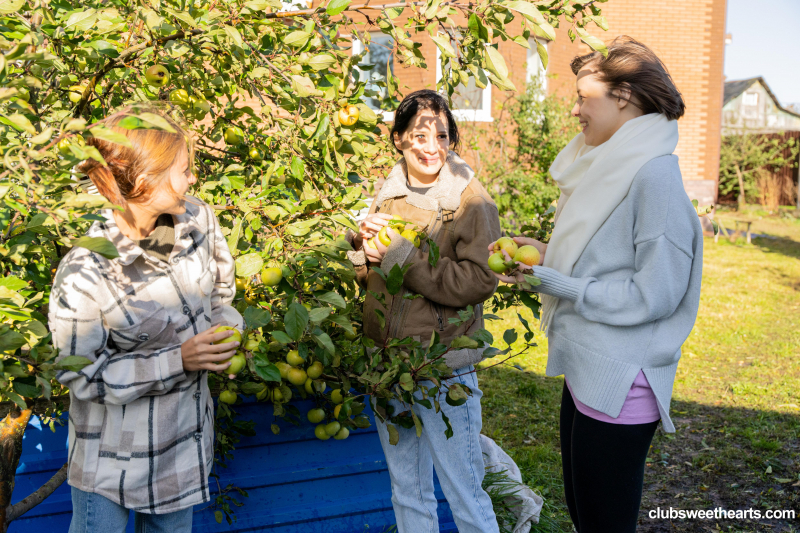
[560,383,659,533]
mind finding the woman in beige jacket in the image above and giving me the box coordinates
[348,90,502,533]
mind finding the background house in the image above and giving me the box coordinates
[343,0,728,207]
[722,77,800,134]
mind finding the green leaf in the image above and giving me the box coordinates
[3,389,26,410]
[271,330,293,344]
[0,277,28,291]
[30,127,54,145]
[449,335,479,349]
[575,27,607,56]
[311,328,336,355]
[137,113,178,133]
[64,9,98,32]
[284,31,311,48]
[316,291,346,309]
[356,103,378,125]
[523,274,541,286]
[71,236,119,259]
[0,330,26,353]
[503,328,518,346]
[468,13,489,41]
[411,410,423,437]
[227,217,243,252]
[13,379,40,398]
[503,1,546,24]
[243,306,271,329]
[55,355,93,372]
[235,253,264,277]
[536,39,549,70]
[223,25,244,48]
[0,0,25,14]
[291,75,319,98]
[308,54,337,71]
[386,423,400,445]
[290,156,304,180]
[89,126,133,148]
[430,33,456,58]
[427,239,440,267]
[215,511,223,524]
[2,113,35,134]
[484,46,508,80]
[399,372,413,391]
[326,0,351,16]
[446,385,468,406]
[308,306,334,323]
[285,302,309,340]
[386,264,405,295]
[253,362,281,382]
[384,6,404,19]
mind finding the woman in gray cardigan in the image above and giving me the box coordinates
[491,37,703,532]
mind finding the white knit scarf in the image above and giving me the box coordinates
[539,113,680,333]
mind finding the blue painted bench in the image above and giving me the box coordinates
[9,398,457,532]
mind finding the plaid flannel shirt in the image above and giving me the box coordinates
[49,197,242,514]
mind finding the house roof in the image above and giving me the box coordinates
[724,76,800,119]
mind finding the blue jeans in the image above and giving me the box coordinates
[375,365,499,533]
[69,487,193,533]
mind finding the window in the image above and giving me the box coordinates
[526,38,548,91]
[435,37,492,122]
[743,92,758,106]
[352,33,395,120]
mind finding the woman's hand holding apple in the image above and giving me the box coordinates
[364,226,399,263]
[356,212,393,251]
[510,237,547,263]
[486,236,546,284]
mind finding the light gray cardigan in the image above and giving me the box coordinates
[531,155,703,432]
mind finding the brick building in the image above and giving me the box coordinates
[343,0,728,205]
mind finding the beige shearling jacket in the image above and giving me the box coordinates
[348,152,502,370]
[49,197,242,514]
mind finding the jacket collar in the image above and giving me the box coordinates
[87,198,200,266]
[375,151,475,212]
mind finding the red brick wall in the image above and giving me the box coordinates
[280,1,728,203]
[546,0,728,204]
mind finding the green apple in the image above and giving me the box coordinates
[226,352,246,375]
[224,126,244,146]
[144,64,170,88]
[219,390,237,404]
[213,325,242,345]
[169,88,191,107]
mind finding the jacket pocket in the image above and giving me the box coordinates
[108,303,170,352]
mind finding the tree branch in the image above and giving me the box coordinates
[73,28,204,117]
[4,463,68,525]
[0,395,70,419]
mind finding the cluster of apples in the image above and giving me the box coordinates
[366,219,423,249]
[214,326,264,405]
[488,237,541,275]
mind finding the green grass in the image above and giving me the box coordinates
[479,212,800,532]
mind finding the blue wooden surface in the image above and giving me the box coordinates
[8,398,457,532]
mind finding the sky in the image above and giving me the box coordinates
[724,0,800,108]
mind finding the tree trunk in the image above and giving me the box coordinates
[735,163,746,211]
[0,409,32,533]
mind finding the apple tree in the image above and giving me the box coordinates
[0,0,607,525]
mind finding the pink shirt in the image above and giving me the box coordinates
[566,370,661,425]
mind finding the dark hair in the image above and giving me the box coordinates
[570,36,685,120]
[390,89,460,153]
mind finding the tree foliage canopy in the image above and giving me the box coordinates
[0,0,607,522]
